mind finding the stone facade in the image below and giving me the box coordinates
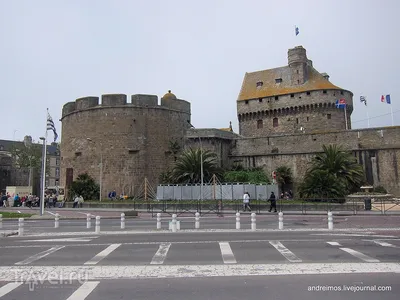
[60,91,191,199]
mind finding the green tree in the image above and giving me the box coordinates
[223,167,270,184]
[69,173,99,200]
[171,148,222,184]
[10,142,42,170]
[299,145,365,198]
[275,166,293,193]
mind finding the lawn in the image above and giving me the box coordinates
[0,211,34,218]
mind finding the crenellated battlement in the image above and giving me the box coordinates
[61,92,191,119]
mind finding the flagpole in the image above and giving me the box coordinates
[344,106,348,130]
[391,105,394,126]
[40,109,48,216]
[367,110,370,128]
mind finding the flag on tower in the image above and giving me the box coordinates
[335,98,346,108]
[381,94,391,104]
[360,96,367,106]
[47,112,58,142]
[295,26,299,36]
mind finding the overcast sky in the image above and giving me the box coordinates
[1,0,399,142]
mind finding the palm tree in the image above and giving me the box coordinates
[299,144,365,198]
[171,148,222,184]
[275,166,293,194]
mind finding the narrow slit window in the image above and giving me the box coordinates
[273,117,279,127]
[257,119,263,129]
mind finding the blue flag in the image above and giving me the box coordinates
[386,94,391,104]
[336,99,346,109]
[295,26,299,36]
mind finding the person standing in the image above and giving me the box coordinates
[268,192,277,213]
[243,192,251,212]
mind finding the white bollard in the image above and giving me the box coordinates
[121,213,125,230]
[251,213,256,231]
[156,213,161,230]
[236,212,240,230]
[54,213,60,228]
[95,216,101,234]
[18,218,24,236]
[328,211,333,230]
[171,214,177,232]
[278,212,283,230]
[0,214,2,229]
[86,214,91,229]
[195,212,200,229]
[176,220,180,230]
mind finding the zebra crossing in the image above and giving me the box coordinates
[2,239,399,267]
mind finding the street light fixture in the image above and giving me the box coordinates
[87,138,103,202]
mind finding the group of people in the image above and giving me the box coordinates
[73,195,84,208]
[0,192,41,208]
[242,191,281,213]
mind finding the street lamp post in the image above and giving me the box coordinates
[87,138,102,202]
[187,122,204,201]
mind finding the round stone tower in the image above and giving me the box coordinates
[237,46,353,137]
[60,91,191,199]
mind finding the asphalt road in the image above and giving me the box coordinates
[0,230,399,299]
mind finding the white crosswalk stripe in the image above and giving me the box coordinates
[65,281,100,300]
[326,241,342,246]
[0,282,23,297]
[15,246,65,265]
[150,243,171,265]
[373,240,397,248]
[84,244,121,265]
[269,241,302,262]
[339,247,380,263]
[219,242,237,264]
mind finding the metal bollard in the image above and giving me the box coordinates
[195,212,200,229]
[328,211,333,230]
[54,213,60,228]
[278,212,283,230]
[121,213,125,229]
[171,214,177,232]
[236,212,240,230]
[86,214,91,229]
[156,213,161,230]
[251,213,256,231]
[18,218,24,236]
[0,214,2,229]
[95,216,101,234]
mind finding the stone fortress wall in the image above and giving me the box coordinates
[60,92,191,198]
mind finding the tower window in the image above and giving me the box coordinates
[297,80,300,84]
[245,100,249,104]
[257,119,263,129]
[297,70,299,74]
[340,91,344,95]
[275,96,279,100]
[290,94,294,98]
[296,118,299,124]
[256,81,263,87]
[258,98,263,103]
[275,78,282,83]
[323,90,327,94]
[327,114,331,119]
[306,91,311,95]
[273,117,279,127]
[307,117,309,122]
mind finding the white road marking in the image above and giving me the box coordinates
[373,240,397,248]
[46,211,57,216]
[0,282,23,297]
[84,244,121,265]
[150,243,171,265]
[0,263,398,280]
[15,246,65,265]
[311,233,396,238]
[219,242,237,264]
[326,241,342,246]
[66,281,100,300]
[19,237,99,242]
[269,241,302,262]
[339,248,380,263]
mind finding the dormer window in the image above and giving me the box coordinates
[275,78,282,84]
[256,81,263,87]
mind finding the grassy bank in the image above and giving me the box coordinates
[0,212,34,218]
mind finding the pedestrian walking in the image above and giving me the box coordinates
[243,192,251,212]
[268,192,277,213]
